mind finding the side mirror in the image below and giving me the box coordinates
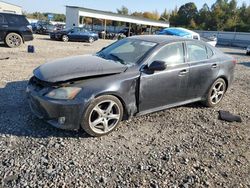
[148,61,166,71]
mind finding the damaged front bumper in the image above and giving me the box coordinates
[26,84,85,131]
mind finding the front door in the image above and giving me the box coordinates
[139,42,190,112]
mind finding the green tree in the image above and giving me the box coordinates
[160,9,170,21]
[177,2,198,26]
[117,6,129,15]
[169,6,179,26]
[131,11,144,18]
[142,11,160,20]
[198,3,211,29]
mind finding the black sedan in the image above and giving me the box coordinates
[27,35,236,137]
[50,27,98,43]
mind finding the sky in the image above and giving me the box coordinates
[3,0,249,14]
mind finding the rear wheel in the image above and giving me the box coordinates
[81,95,123,137]
[62,35,69,42]
[5,33,23,48]
[203,78,226,107]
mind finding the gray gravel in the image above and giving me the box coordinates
[0,35,249,187]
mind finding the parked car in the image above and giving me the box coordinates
[118,28,135,37]
[27,35,236,137]
[246,45,250,55]
[201,37,217,47]
[0,13,33,48]
[33,21,57,34]
[54,24,65,31]
[50,27,98,43]
[158,27,200,40]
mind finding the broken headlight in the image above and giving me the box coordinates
[45,87,82,100]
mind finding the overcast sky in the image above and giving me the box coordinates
[4,0,249,14]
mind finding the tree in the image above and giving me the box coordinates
[177,2,198,26]
[131,11,144,18]
[189,18,197,29]
[160,9,170,21]
[198,3,211,29]
[169,6,179,26]
[142,11,160,20]
[117,6,129,15]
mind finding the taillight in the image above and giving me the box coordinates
[232,59,237,65]
[27,25,32,32]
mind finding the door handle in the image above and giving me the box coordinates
[179,69,189,76]
[211,64,218,68]
[1,25,8,28]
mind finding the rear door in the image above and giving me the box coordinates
[186,41,220,99]
[0,14,8,42]
[139,42,190,112]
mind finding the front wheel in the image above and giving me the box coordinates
[81,95,123,137]
[203,78,227,107]
[62,35,69,42]
[5,33,23,48]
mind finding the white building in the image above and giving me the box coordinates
[66,6,169,34]
[0,1,22,14]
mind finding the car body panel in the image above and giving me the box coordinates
[139,63,190,112]
[33,55,127,83]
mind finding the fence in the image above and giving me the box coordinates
[195,30,250,47]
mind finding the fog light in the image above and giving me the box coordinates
[58,117,66,125]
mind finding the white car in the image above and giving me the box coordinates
[246,45,250,55]
[201,37,217,47]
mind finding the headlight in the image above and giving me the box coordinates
[45,87,82,100]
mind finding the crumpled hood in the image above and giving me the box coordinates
[33,55,127,83]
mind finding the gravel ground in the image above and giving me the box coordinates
[0,35,249,188]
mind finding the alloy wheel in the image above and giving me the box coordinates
[6,33,22,48]
[210,81,225,105]
[89,100,121,134]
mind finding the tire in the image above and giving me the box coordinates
[88,37,94,43]
[203,78,227,107]
[81,95,123,137]
[62,35,69,42]
[5,33,23,48]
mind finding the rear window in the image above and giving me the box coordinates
[187,42,208,62]
[207,47,214,58]
[5,14,29,26]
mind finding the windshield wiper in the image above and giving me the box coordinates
[109,53,126,65]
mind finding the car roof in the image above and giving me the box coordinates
[129,35,193,44]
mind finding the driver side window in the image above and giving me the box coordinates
[151,42,185,65]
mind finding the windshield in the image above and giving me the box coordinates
[96,38,157,65]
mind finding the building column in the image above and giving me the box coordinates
[150,25,152,34]
[128,22,131,36]
[104,19,107,39]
